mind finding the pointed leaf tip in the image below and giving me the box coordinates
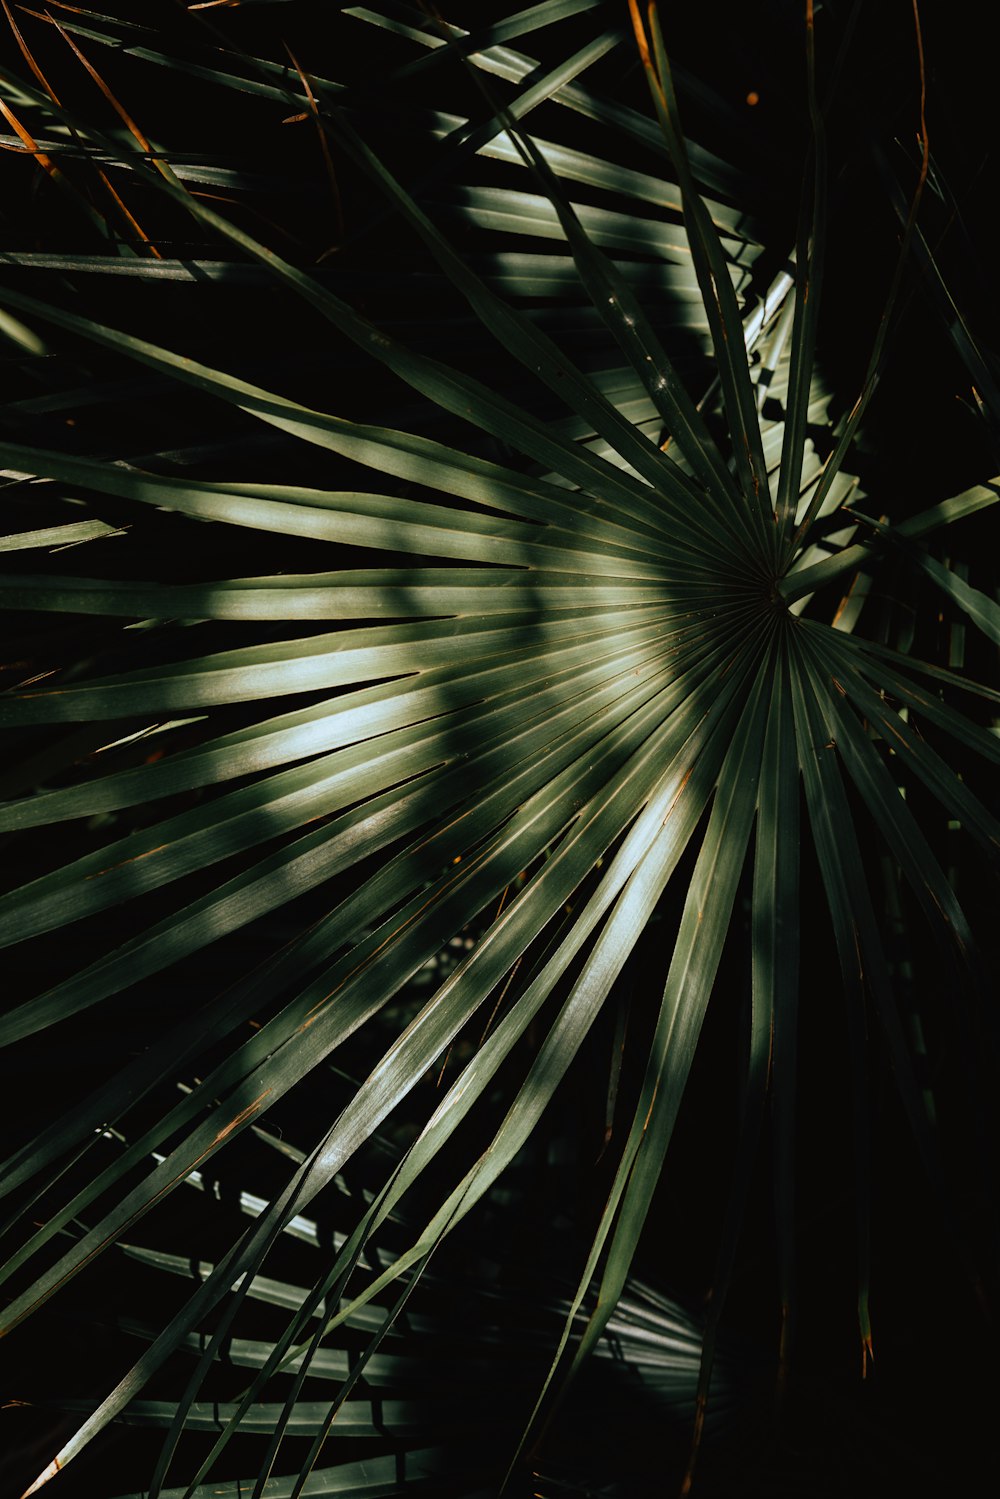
[20,1457,60,1498]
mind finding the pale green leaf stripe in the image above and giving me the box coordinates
[331,102,725,511]
[915,551,1000,646]
[779,481,1000,603]
[0,288,669,539]
[48,632,765,1487]
[116,1245,407,1337]
[0,568,671,620]
[0,632,680,945]
[459,118,756,233]
[117,1253,395,1337]
[429,26,622,184]
[0,252,712,298]
[0,629,747,1217]
[6,635,768,1499]
[0,621,692,828]
[0,638,727,1321]
[0,436,673,569]
[112,1328,424,1384]
[56,1397,466,1437]
[1,624,757,1296]
[442,187,745,258]
[492,116,762,561]
[0,520,122,551]
[149,148,690,533]
[0,604,679,722]
[553,642,775,1390]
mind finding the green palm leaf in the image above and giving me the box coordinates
[1,5,996,1497]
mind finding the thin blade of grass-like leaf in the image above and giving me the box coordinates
[775,4,827,547]
[788,636,873,1368]
[240,103,716,515]
[801,622,1000,861]
[12,645,746,1493]
[0,624,694,1052]
[873,138,1000,458]
[0,623,683,830]
[0,433,676,565]
[634,3,772,547]
[0,519,122,550]
[800,636,977,966]
[426,52,748,526]
[912,550,1000,646]
[787,2,930,556]
[792,641,980,1301]
[829,630,1000,711]
[1,604,681,724]
[0,629,755,1306]
[688,638,800,1483]
[778,479,1000,604]
[0,568,667,621]
[511,639,775,1469]
[0,287,677,538]
[48,653,764,1496]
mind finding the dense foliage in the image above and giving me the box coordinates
[0,3,997,1495]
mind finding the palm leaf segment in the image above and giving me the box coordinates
[0,3,997,1494]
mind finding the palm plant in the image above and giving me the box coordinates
[0,2,997,1495]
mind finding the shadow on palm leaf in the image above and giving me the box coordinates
[0,4,997,1498]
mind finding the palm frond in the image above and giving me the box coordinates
[1,5,996,1497]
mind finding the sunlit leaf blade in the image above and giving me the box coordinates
[1,6,997,1497]
[0,623,760,1330]
[913,549,1000,646]
[778,479,1000,603]
[510,638,776,1475]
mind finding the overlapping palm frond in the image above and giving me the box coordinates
[0,3,997,1496]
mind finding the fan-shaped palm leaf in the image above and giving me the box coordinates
[0,4,996,1496]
